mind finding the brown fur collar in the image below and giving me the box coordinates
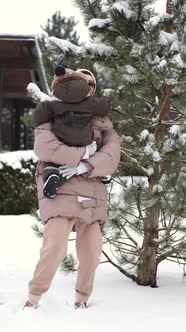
[51,72,88,90]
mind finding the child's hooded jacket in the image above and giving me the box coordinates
[32,71,111,146]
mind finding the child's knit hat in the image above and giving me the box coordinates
[76,68,96,94]
[51,65,89,90]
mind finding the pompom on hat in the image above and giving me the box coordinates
[54,64,73,76]
[54,65,66,76]
[52,65,96,95]
[51,65,84,90]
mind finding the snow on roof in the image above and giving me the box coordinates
[34,38,50,95]
[0,33,36,40]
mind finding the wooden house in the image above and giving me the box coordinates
[0,34,49,151]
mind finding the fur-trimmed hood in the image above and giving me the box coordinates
[52,72,90,103]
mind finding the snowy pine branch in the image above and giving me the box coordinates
[27,83,51,103]
[121,149,149,176]
[49,36,115,59]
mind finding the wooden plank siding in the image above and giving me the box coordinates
[0,35,49,151]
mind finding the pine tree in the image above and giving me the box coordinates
[39,11,80,51]
[38,11,81,86]
[48,0,186,286]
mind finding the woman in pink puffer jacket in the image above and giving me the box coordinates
[24,69,121,310]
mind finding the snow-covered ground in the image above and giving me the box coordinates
[0,215,186,332]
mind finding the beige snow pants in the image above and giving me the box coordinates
[28,217,102,305]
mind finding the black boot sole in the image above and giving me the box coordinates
[43,175,61,198]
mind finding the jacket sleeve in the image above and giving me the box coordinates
[34,122,86,167]
[32,101,53,129]
[91,97,111,117]
[86,127,121,178]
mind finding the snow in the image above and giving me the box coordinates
[1,214,186,331]
[35,38,50,95]
[88,18,111,29]
[147,166,154,176]
[49,36,82,55]
[159,31,177,46]
[165,78,178,85]
[153,151,161,162]
[170,40,179,52]
[27,83,62,103]
[123,65,139,84]
[121,135,133,143]
[145,54,160,65]
[49,36,115,58]
[0,150,37,170]
[85,41,114,57]
[144,143,154,156]
[155,95,159,104]
[148,15,161,26]
[169,125,180,137]
[27,83,52,102]
[88,0,97,4]
[173,54,186,69]
[139,129,149,142]
[112,2,133,20]
[152,184,164,193]
[130,42,143,57]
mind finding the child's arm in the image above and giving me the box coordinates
[32,101,53,128]
[90,96,111,117]
[34,122,86,167]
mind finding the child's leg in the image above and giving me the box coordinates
[43,162,64,198]
[42,162,60,182]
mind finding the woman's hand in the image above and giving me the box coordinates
[59,162,89,179]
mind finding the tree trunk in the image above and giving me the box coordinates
[135,0,173,287]
[136,174,160,287]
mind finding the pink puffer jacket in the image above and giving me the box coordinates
[34,116,121,225]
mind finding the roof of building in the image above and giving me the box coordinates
[0,34,49,104]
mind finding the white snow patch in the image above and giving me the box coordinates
[49,36,82,54]
[27,83,51,102]
[155,96,159,104]
[172,54,186,69]
[88,18,111,29]
[49,36,115,58]
[159,31,177,47]
[147,167,154,176]
[152,184,164,193]
[0,150,37,169]
[170,40,179,52]
[1,200,186,330]
[139,129,149,142]
[123,65,139,83]
[85,41,115,57]
[112,2,133,20]
[144,143,154,156]
[122,135,133,143]
[169,125,180,137]
[153,151,161,162]
[145,55,160,65]
[148,15,161,26]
